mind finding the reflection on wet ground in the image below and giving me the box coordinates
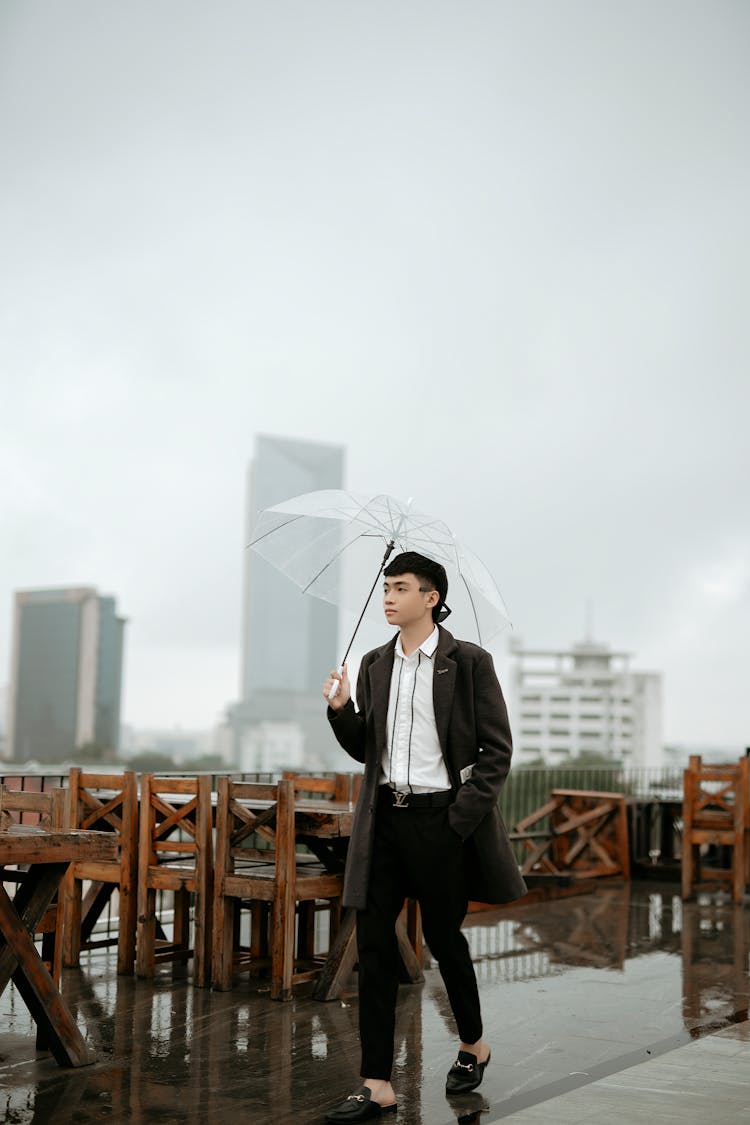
[1,882,748,1123]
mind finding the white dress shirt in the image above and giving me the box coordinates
[380,625,452,792]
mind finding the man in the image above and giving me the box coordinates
[322,551,527,1123]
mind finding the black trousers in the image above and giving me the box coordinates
[355,788,483,1080]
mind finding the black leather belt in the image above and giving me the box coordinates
[378,785,453,809]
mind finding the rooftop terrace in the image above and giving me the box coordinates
[2,879,748,1124]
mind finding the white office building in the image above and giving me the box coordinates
[509,637,662,768]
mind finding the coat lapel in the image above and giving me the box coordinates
[433,627,458,761]
[367,638,396,755]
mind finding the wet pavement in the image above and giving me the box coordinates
[1,881,748,1123]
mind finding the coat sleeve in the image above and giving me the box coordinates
[326,660,369,765]
[448,652,513,840]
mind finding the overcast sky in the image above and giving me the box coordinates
[1,1,748,748]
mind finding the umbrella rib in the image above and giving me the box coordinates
[300,529,389,594]
[247,511,310,548]
[461,571,483,645]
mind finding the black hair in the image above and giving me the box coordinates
[383,551,449,625]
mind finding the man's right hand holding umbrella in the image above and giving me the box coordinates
[323,665,350,712]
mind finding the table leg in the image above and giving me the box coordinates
[0,875,92,1067]
[0,864,63,996]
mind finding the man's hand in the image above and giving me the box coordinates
[323,664,351,712]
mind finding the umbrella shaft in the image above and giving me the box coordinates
[340,539,397,668]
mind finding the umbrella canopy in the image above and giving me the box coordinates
[248,489,511,652]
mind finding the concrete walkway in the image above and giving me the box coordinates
[497,1020,750,1124]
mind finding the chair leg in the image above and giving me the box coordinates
[733,836,745,904]
[172,890,190,980]
[682,842,694,900]
[193,889,211,990]
[117,880,138,976]
[61,871,82,969]
[136,887,156,978]
[212,896,236,991]
[271,889,296,1001]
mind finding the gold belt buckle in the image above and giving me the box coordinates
[393,789,409,808]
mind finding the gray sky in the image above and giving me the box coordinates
[1,1,748,746]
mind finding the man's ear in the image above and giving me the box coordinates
[425,589,439,610]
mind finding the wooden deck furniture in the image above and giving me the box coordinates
[281,771,352,801]
[0,825,118,1066]
[61,769,139,975]
[212,777,347,1000]
[514,788,630,881]
[136,775,213,987]
[0,784,66,831]
[681,755,748,904]
[0,785,67,996]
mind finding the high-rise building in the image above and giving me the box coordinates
[228,435,344,770]
[508,637,662,768]
[7,587,127,764]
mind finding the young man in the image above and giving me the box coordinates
[322,551,526,1123]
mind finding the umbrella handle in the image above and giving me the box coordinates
[327,673,341,702]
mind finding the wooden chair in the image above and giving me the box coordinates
[61,769,139,975]
[514,789,630,881]
[0,783,67,1043]
[212,777,345,1000]
[282,771,351,802]
[136,775,213,987]
[0,784,66,832]
[681,755,748,904]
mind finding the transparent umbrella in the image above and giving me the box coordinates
[248,490,511,689]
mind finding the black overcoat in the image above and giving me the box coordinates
[327,626,528,910]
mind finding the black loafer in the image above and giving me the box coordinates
[325,1085,398,1122]
[445,1050,491,1094]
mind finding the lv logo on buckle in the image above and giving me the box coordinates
[393,790,409,808]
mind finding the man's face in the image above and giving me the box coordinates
[382,573,437,628]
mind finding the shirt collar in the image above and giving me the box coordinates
[395,625,439,661]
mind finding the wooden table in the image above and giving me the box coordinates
[0,825,119,1066]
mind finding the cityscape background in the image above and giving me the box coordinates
[1,2,748,771]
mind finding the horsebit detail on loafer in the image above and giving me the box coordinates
[348,1095,367,1102]
[453,1059,474,1070]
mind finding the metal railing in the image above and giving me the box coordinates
[1,764,686,948]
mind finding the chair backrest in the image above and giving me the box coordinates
[282,771,351,802]
[216,777,295,877]
[139,774,213,869]
[0,784,66,830]
[67,769,138,860]
[683,755,748,832]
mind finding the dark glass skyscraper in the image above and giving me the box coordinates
[7,587,126,763]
